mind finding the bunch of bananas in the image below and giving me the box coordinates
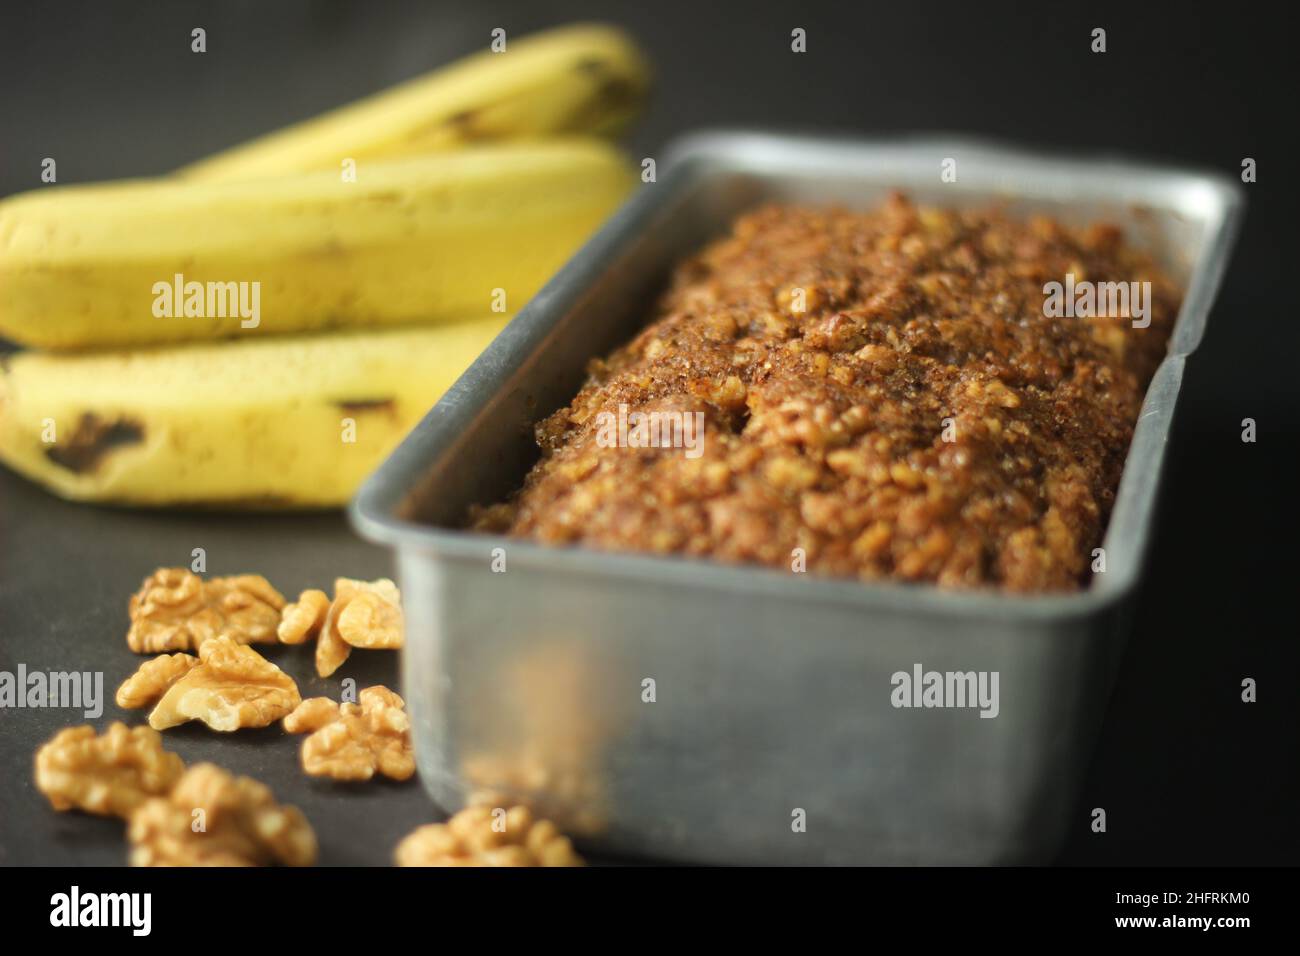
[0,23,649,506]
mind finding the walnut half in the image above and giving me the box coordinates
[116,653,199,709]
[34,723,185,819]
[149,635,301,732]
[127,568,285,654]
[315,578,404,678]
[335,579,403,649]
[128,763,317,867]
[277,589,329,644]
[394,805,583,867]
[282,685,414,781]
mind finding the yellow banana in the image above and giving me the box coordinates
[178,23,650,183]
[0,320,508,506]
[0,139,634,349]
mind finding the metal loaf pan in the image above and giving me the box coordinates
[351,132,1243,865]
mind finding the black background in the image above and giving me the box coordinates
[1,0,1296,866]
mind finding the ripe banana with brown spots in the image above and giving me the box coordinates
[0,139,633,349]
[0,321,508,506]
[177,22,651,183]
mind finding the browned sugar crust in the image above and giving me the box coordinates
[471,195,1181,592]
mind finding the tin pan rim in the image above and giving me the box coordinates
[351,130,1245,625]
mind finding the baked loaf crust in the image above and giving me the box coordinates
[471,195,1181,591]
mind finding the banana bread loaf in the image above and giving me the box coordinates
[470,194,1181,592]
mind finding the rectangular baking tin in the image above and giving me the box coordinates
[351,132,1243,864]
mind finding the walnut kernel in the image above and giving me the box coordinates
[394,805,583,867]
[314,599,352,678]
[277,589,329,644]
[335,579,404,649]
[127,763,316,867]
[34,722,185,819]
[282,685,414,781]
[282,696,339,734]
[313,577,404,677]
[149,634,301,732]
[116,652,199,709]
[126,568,285,654]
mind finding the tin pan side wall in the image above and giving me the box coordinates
[399,545,1123,865]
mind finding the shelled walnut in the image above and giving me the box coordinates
[394,805,583,867]
[126,567,285,654]
[315,578,404,678]
[276,589,329,644]
[127,763,316,867]
[149,634,301,731]
[116,652,199,709]
[282,685,414,781]
[34,723,185,819]
[335,579,403,648]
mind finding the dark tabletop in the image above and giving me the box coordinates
[1,0,1296,866]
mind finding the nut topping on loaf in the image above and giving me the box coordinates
[471,195,1181,592]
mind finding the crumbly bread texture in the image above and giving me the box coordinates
[471,196,1181,592]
